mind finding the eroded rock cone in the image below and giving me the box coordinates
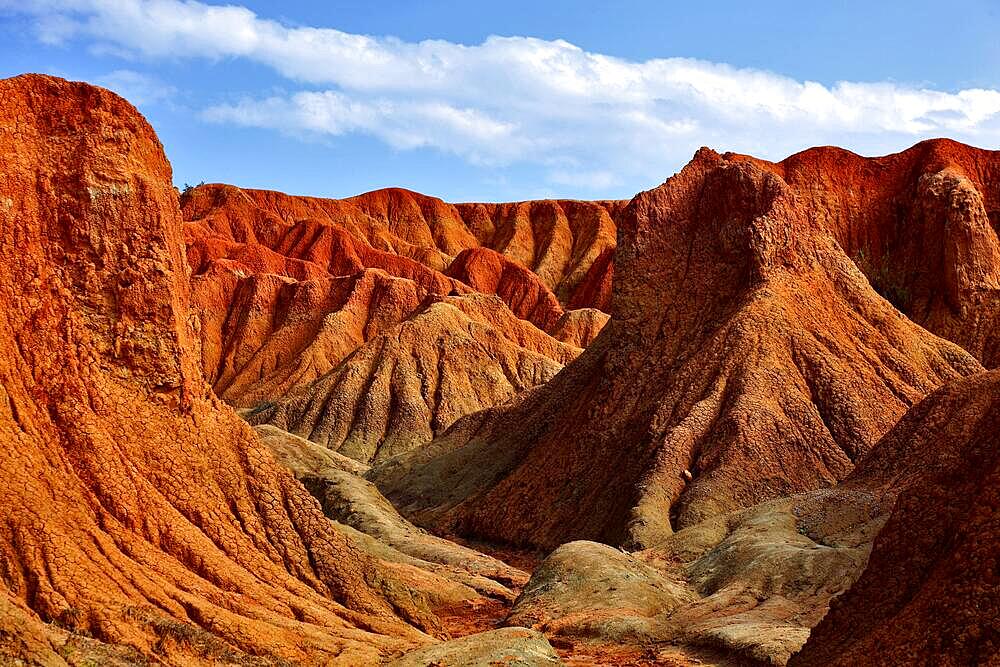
[734,139,1000,367]
[0,74,436,664]
[372,148,982,551]
[790,370,1000,667]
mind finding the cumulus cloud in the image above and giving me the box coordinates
[203,91,531,165]
[12,0,1000,192]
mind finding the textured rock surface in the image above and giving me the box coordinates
[248,295,573,464]
[446,246,565,331]
[0,74,440,665]
[503,481,887,666]
[733,139,1000,367]
[253,423,371,476]
[450,198,623,306]
[507,541,697,638]
[566,246,615,312]
[505,372,1000,665]
[192,266,429,407]
[183,183,612,461]
[371,148,983,551]
[549,307,610,349]
[387,627,563,667]
[183,183,622,313]
[791,370,1000,667]
[257,424,528,607]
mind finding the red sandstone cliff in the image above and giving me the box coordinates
[0,74,439,665]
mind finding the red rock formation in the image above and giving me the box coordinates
[371,148,983,551]
[184,185,608,443]
[731,139,1000,367]
[193,265,438,406]
[182,184,621,313]
[445,247,565,331]
[791,370,1000,666]
[567,246,615,312]
[186,203,460,294]
[248,293,578,464]
[0,74,437,664]
[453,199,621,304]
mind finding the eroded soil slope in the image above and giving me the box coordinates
[499,371,1000,665]
[248,294,576,465]
[183,183,613,455]
[791,370,1000,666]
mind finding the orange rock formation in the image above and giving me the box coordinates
[247,293,578,465]
[371,147,984,550]
[183,183,621,314]
[445,247,565,331]
[0,74,438,665]
[732,139,1000,367]
[182,182,619,435]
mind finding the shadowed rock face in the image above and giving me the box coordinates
[0,74,441,665]
[254,424,530,605]
[498,371,1000,666]
[733,140,1000,367]
[791,370,1000,667]
[567,246,615,312]
[371,148,983,551]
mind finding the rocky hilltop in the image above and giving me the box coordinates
[734,140,1000,367]
[371,146,984,550]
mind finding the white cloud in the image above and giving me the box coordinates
[93,69,175,105]
[202,91,530,164]
[548,169,622,190]
[12,0,1000,193]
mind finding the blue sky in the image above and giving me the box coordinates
[2,1,1000,202]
